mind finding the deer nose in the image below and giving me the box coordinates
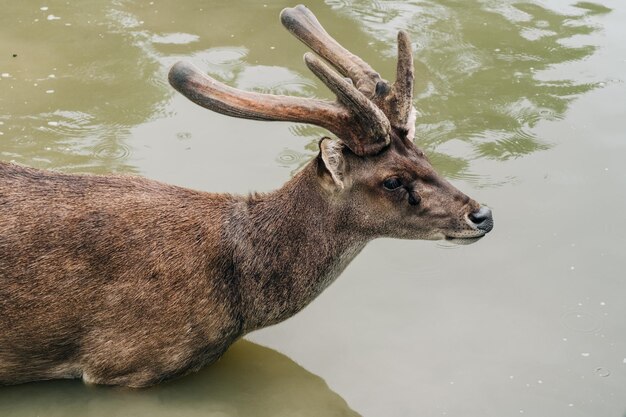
[468,206,493,233]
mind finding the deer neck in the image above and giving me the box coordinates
[228,158,367,331]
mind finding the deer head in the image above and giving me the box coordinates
[168,5,493,242]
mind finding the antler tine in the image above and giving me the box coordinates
[280,5,382,97]
[168,60,390,156]
[281,5,416,134]
[387,30,415,131]
[304,53,390,152]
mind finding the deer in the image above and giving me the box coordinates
[0,5,493,388]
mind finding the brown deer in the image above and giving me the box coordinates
[0,5,493,387]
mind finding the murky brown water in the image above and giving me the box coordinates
[1,0,625,416]
[0,340,359,417]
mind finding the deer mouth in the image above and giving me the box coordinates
[443,225,488,244]
[444,234,485,245]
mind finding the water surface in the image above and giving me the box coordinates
[1,1,625,416]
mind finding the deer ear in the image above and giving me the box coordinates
[318,137,346,190]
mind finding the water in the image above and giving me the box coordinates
[0,340,359,417]
[1,0,625,416]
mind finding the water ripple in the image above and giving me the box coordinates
[93,141,131,162]
[196,47,248,83]
[275,149,308,167]
[39,111,97,137]
[236,66,317,97]
[561,310,602,333]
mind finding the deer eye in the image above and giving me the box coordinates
[383,177,402,190]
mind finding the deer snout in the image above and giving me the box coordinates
[468,206,494,233]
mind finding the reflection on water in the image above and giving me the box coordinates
[0,340,360,417]
[0,0,607,179]
[0,1,165,173]
[325,0,608,181]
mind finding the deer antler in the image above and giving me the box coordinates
[169,5,416,156]
[170,59,390,156]
[169,50,390,156]
[280,5,415,134]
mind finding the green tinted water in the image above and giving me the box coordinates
[1,1,625,416]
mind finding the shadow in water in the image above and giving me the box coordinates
[0,340,361,417]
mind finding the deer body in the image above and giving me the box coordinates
[0,159,365,387]
[0,5,493,387]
